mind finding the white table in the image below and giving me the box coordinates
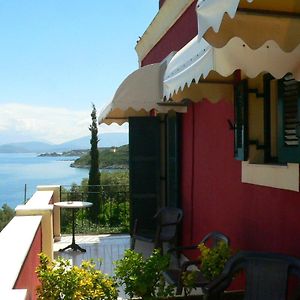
[54,201,93,252]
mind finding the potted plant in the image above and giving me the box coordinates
[198,241,232,281]
[114,249,175,300]
[36,253,117,300]
[198,242,243,300]
[181,242,243,299]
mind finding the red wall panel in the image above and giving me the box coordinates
[181,100,300,258]
[142,0,300,258]
[142,1,197,66]
[14,225,42,300]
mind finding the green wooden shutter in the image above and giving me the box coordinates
[278,75,300,163]
[129,117,161,233]
[166,112,180,208]
[234,80,249,160]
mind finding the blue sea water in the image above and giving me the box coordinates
[0,153,89,208]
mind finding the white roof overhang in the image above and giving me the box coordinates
[99,63,187,125]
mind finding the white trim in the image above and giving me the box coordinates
[242,161,299,192]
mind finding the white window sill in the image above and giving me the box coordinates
[241,161,299,192]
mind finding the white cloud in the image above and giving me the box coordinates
[0,103,128,144]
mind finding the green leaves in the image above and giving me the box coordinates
[36,253,117,300]
[0,203,14,231]
[114,249,174,299]
[198,241,232,281]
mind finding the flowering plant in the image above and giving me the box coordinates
[198,241,232,281]
[36,253,117,300]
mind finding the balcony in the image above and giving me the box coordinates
[0,185,131,299]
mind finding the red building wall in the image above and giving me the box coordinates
[141,1,197,67]
[14,225,42,300]
[142,0,300,257]
[181,101,300,257]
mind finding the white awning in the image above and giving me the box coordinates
[99,63,187,125]
[164,35,300,99]
[163,37,213,99]
[196,0,253,39]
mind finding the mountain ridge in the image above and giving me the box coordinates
[0,132,128,153]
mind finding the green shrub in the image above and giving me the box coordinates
[0,204,15,231]
[114,249,174,299]
[36,253,117,300]
[198,241,232,281]
[100,200,129,228]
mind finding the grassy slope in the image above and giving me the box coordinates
[71,144,128,169]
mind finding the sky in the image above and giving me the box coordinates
[0,1,158,144]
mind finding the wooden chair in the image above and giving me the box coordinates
[130,207,183,253]
[203,251,300,300]
[163,231,230,295]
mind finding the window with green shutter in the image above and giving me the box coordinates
[278,74,300,163]
[166,112,180,208]
[129,117,161,233]
[234,80,249,161]
[234,73,300,164]
[129,113,182,234]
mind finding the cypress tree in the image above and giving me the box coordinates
[87,104,101,223]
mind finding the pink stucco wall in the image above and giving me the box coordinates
[14,225,42,300]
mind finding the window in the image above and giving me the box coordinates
[128,114,181,232]
[278,74,300,163]
[234,73,300,164]
[234,80,248,161]
[234,73,300,191]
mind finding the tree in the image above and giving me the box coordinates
[87,104,101,223]
[0,204,15,231]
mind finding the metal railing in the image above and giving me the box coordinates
[59,184,130,234]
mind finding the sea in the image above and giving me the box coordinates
[0,153,89,209]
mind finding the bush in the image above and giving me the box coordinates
[198,241,232,281]
[0,204,15,231]
[114,249,174,299]
[36,253,117,300]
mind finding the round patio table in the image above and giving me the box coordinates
[54,201,93,252]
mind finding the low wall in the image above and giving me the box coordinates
[0,216,41,299]
[0,185,60,299]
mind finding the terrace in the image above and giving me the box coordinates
[0,185,135,299]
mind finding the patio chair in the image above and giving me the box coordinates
[203,251,300,300]
[163,231,229,295]
[130,207,183,253]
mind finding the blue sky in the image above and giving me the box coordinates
[0,1,158,144]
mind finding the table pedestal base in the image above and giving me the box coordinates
[59,242,86,252]
[59,208,86,252]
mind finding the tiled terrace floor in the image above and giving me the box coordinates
[54,234,130,276]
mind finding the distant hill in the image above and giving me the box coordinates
[71,144,129,169]
[0,132,128,153]
[0,141,55,153]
